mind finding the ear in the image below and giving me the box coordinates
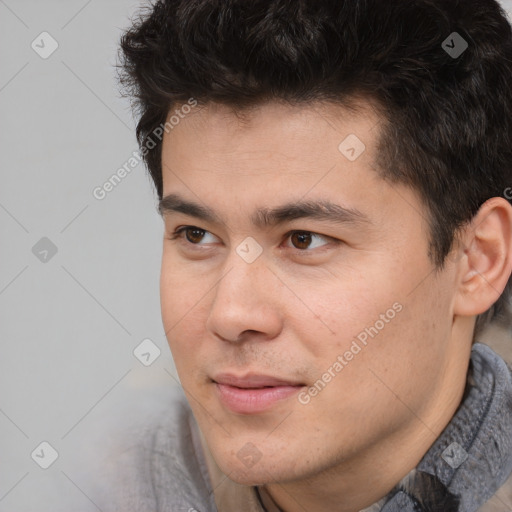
[453,197,512,316]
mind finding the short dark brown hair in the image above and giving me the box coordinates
[118,0,512,335]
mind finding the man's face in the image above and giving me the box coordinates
[159,100,460,484]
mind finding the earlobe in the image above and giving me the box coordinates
[453,197,512,317]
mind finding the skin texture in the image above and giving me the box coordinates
[159,100,512,512]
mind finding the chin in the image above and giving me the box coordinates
[226,467,273,486]
[217,451,304,486]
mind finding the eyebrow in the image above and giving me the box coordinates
[158,193,371,229]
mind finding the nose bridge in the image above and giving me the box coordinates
[206,242,281,342]
[218,233,268,292]
[214,243,268,308]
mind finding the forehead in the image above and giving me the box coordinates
[160,100,384,211]
[159,99,432,253]
[161,99,383,161]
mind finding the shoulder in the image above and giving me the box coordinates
[476,471,512,511]
[86,385,216,512]
[474,323,512,511]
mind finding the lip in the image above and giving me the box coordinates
[213,373,304,388]
[212,373,305,414]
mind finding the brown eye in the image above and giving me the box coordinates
[169,226,335,254]
[185,227,206,244]
[169,226,219,246]
[286,231,332,252]
[290,232,313,250]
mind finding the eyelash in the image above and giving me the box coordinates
[167,226,338,254]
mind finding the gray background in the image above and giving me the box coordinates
[1,1,179,510]
[1,1,512,510]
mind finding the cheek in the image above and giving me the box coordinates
[331,286,452,412]
[160,246,212,316]
[298,299,449,449]
[298,269,400,359]
[308,260,453,389]
[159,255,208,355]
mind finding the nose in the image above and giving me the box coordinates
[205,253,283,344]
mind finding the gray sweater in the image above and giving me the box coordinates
[92,343,512,511]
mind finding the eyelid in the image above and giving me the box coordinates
[170,226,221,245]
[282,230,333,250]
[169,225,336,252]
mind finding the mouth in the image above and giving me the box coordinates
[212,373,306,414]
